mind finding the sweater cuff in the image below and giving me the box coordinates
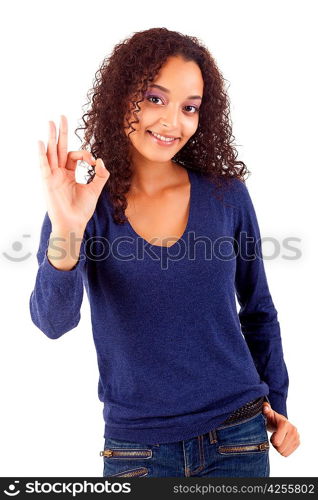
[265,393,288,419]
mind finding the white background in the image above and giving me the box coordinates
[0,0,317,478]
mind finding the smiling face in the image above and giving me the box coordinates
[124,55,204,165]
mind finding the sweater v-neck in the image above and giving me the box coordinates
[124,168,196,252]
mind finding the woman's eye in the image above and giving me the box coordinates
[185,105,199,114]
[146,95,199,114]
[147,95,163,105]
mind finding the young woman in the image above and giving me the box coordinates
[30,27,300,477]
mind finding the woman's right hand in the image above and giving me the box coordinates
[38,115,110,234]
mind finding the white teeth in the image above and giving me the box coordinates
[150,131,176,142]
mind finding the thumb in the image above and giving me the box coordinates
[96,158,110,179]
[262,402,278,432]
[263,403,277,424]
[263,403,273,416]
[91,158,110,187]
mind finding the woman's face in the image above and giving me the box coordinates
[124,55,204,163]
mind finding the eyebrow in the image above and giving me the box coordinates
[148,84,202,101]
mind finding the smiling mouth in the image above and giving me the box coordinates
[147,130,180,143]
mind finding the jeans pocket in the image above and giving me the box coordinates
[218,441,270,454]
[101,439,152,477]
[101,447,152,459]
[216,412,270,455]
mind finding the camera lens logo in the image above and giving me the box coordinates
[2,235,31,262]
[3,481,20,496]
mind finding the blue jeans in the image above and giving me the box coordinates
[102,411,270,477]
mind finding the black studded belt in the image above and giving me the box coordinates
[220,396,265,426]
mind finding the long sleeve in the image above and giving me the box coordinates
[29,212,88,339]
[233,180,289,418]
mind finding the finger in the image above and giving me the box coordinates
[38,140,52,180]
[88,158,110,188]
[271,425,289,448]
[279,442,293,456]
[276,433,290,454]
[65,149,96,171]
[279,438,300,457]
[94,158,110,180]
[47,121,59,171]
[279,428,299,456]
[57,115,68,169]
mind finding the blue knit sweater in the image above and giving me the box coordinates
[29,168,289,444]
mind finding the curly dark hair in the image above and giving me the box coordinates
[75,27,250,225]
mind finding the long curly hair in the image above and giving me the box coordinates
[75,27,250,225]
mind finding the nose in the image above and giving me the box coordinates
[159,105,179,129]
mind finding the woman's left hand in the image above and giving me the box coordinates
[262,402,300,457]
